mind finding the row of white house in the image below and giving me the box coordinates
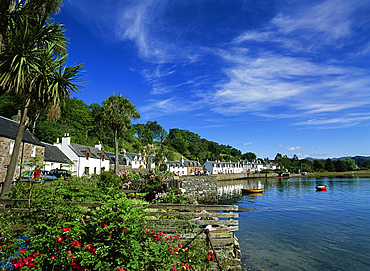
[49,135,280,176]
[1,115,279,180]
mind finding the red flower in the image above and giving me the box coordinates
[51,255,56,260]
[207,255,210,261]
[104,224,108,228]
[20,249,25,254]
[62,227,70,232]
[33,252,38,258]
[58,236,63,242]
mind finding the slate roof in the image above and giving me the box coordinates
[105,152,129,165]
[206,161,242,167]
[167,159,201,167]
[43,143,70,163]
[0,116,43,146]
[125,152,142,160]
[69,143,104,158]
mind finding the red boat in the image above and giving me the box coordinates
[316,186,327,191]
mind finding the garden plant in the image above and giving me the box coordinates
[0,171,219,270]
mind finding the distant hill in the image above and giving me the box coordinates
[305,156,370,163]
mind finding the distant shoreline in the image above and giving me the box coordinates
[308,170,370,178]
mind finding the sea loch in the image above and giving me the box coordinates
[218,177,370,271]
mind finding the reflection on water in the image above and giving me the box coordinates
[218,178,276,205]
[218,177,370,271]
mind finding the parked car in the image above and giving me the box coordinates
[19,170,57,182]
[42,170,57,181]
[49,169,71,179]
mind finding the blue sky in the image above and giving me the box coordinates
[55,0,370,160]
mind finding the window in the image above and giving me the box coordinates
[94,167,97,174]
[9,140,15,155]
[101,153,105,161]
[31,145,36,157]
[84,167,89,175]
[85,149,91,160]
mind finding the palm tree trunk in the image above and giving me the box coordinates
[114,129,119,173]
[0,97,30,199]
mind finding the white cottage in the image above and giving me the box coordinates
[203,160,244,174]
[243,160,265,172]
[53,134,110,176]
[43,142,71,171]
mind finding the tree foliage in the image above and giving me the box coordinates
[101,93,140,172]
[0,0,83,199]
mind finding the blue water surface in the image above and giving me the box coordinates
[218,177,370,271]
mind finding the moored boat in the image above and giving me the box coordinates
[315,185,327,191]
[242,188,264,193]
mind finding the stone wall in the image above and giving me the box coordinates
[0,137,44,183]
[178,176,218,204]
[213,172,278,180]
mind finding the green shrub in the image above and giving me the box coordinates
[0,194,215,270]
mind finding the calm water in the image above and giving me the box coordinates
[218,177,370,271]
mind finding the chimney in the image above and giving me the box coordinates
[95,141,102,150]
[53,137,62,149]
[62,133,71,147]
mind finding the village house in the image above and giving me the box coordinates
[243,160,265,172]
[53,134,110,176]
[0,116,44,183]
[105,150,155,171]
[124,151,147,169]
[105,152,130,171]
[164,157,203,175]
[43,142,71,172]
[203,160,244,174]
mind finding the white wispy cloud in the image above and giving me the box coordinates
[286,146,303,151]
[69,0,370,130]
[243,142,253,146]
[211,0,370,129]
[271,0,357,44]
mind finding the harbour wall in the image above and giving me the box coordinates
[169,172,303,204]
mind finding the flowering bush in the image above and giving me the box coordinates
[154,188,195,204]
[116,170,143,182]
[1,170,221,270]
[0,193,215,270]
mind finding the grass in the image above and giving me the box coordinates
[308,170,370,178]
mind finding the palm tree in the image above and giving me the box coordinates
[102,94,140,173]
[0,4,83,199]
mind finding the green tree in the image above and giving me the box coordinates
[325,158,335,172]
[0,1,83,199]
[102,93,140,173]
[132,123,154,145]
[274,153,282,161]
[242,152,257,161]
[313,160,325,172]
[334,160,346,172]
[146,121,168,143]
[343,158,356,171]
